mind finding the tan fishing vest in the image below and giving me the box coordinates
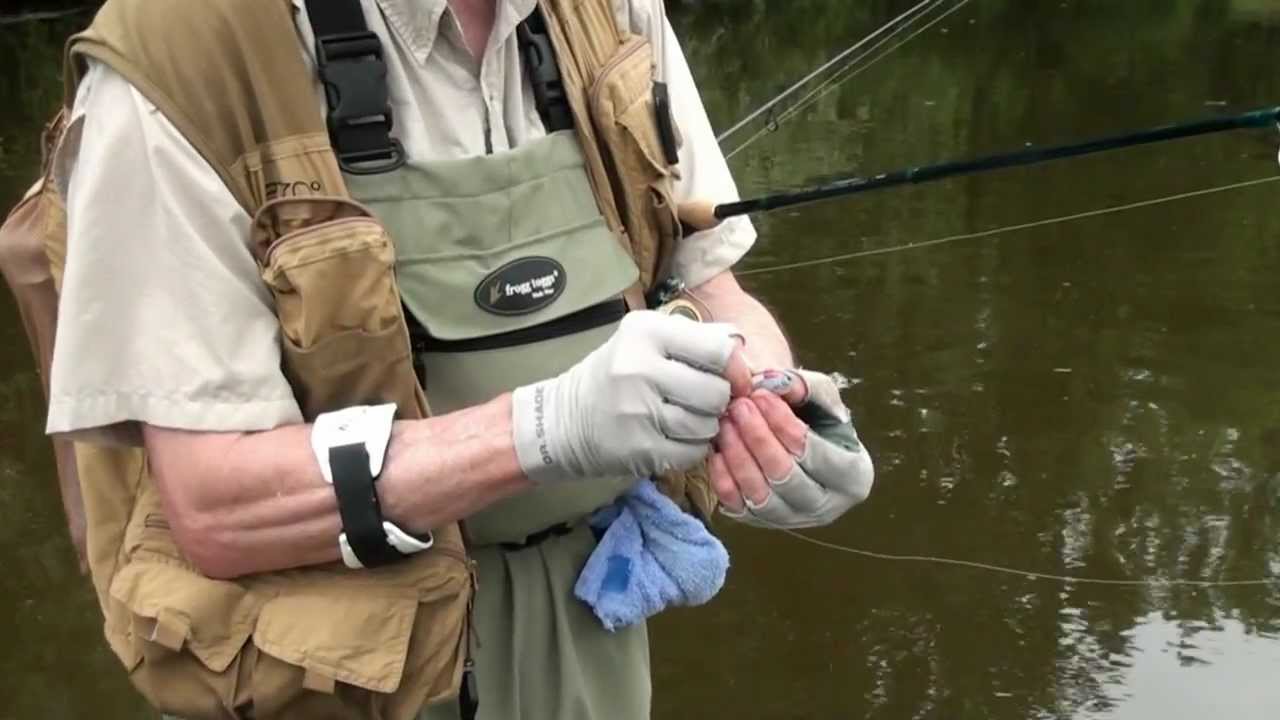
[0,0,717,718]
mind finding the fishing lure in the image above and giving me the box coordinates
[752,369,798,395]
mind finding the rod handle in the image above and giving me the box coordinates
[676,199,721,233]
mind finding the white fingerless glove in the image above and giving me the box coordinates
[724,369,875,529]
[512,311,738,483]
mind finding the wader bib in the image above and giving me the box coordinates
[344,130,651,720]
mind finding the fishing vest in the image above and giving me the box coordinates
[0,0,718,718]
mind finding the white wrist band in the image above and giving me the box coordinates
[311,404,432,569]
[338,522,434,570]
[310,403,398,483]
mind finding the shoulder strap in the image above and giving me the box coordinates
[517,6,575,133]
[533,0,626,242]
[303,0,406,174]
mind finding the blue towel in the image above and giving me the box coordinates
[574,480,730,631]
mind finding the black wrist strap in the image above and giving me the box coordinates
[329,443,404,568]
[304,0,406,174]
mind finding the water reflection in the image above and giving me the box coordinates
[1231,0,1280,23]
[654,0,1280,718]
[1085,613,1280,718]
[0,1,1278,719]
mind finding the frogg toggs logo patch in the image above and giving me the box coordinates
[474,257,567,316]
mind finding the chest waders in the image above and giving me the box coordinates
[348,133,640,542]
[344,131,655,720]
[321,4,658,718]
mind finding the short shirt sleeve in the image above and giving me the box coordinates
[47,61,303,446]
[625,2,758,288]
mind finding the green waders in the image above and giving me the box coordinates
[344,130,652,720]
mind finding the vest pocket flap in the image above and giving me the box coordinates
[587,34,680,287]
[260,214,401,351]
[591,35,669,177]
[254,196,426,420]
[253,589,419,694]
[592,36,651,122]
[108,559,263,673]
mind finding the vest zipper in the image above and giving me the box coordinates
[261,215,372,268]
[143,514,170,530]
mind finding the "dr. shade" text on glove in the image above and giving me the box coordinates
[512,311,740,483]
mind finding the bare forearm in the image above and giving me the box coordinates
[145,394,527,578]
[692,271,794,369]
[378,395,525,535]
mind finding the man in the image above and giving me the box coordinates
[45,0,873,717]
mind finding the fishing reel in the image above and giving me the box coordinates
[645,201,721,322]
[649,276,709,323]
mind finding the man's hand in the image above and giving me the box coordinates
[511,311,749,483]
[709,369,874,529]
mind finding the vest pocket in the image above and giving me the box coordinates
[249,565,471,715]
[260,214,399,349]
[280,323,421,424]
[589,34,681,287]
[105,553,472,720]
[106,559,263,718]
[105,477,472,720]
[253,197,425,420]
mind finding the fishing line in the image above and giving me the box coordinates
[737,173,1280,587]
[725,1,952,160]
[713,3,1280,592]
[759,0,975,143]
[726,0,975,161]
[718,0,943,144]
[737,174,1280,277]
[770,525,1278,587]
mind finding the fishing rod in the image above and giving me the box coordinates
[681,105,1280,231]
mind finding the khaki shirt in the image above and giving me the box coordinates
[47,0,755,444]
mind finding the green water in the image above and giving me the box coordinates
[2,2,1278,718]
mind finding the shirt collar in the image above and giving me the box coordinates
[376,0,449,63]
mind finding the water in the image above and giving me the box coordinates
[2,2,1279,718]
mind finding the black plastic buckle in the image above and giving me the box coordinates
[315,31,406,175]
[516,13,574,132]
[316,30,383,63]
[335,137,408,176]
